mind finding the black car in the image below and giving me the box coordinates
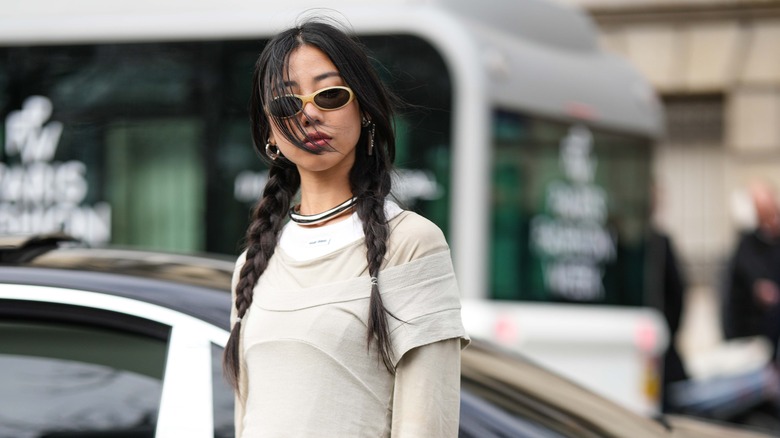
[0,235,771,438]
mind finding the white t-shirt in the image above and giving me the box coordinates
[279,200,404,261]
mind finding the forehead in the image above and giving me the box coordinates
[282,45,340,84]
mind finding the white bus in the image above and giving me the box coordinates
[0,0,667,414]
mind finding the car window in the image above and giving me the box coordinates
[460,388,569,438]
[0,320,168,438]
[212,343,235,438]
[461,378,601,438]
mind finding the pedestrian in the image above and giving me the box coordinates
[647,226,689,412]
[723,180,780,360]
[222,18,470,437]
[646,184,689,412]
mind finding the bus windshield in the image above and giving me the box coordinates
[0,35,453,254]
[490,110,652,306]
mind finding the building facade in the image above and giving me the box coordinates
[566,0,780,293]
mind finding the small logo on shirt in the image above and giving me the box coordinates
[307,238,331,247]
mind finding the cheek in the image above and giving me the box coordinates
[340,110,363,146]
[269,121,299,147]
[268,124,297,157]
[268,117,294,141]
[345,123,362,146]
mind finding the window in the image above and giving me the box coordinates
[490,111,653,305]
[460,389,569,438]
[663,94,724,145]
[0,319,168,438]
[0,36,453,255]
[212,343,234,438]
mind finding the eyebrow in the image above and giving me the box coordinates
[282,71,342,87]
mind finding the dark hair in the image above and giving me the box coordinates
[223,19,398,391]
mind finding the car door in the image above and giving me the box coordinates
[0,283,230,438]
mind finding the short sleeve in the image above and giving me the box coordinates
[379,250,470,366]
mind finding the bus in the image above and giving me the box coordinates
[0,0,667,414]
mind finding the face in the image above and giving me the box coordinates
[752,185,780,235]
[266,45,362,177]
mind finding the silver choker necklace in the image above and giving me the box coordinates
[289,197,357,225]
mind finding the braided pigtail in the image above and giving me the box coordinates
[356,193,394,371]
[352,98,396,371]
[223,162,299,390]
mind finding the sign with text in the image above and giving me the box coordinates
[530,125,616,301]
[1,96,111,245]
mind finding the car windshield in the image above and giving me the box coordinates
[460,388,569,437]
[461,340,667,438]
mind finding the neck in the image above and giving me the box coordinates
[297,173,353,216]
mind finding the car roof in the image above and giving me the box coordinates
[0,235,236,330]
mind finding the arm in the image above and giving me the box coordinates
[230,306,246,438]
[230,252,248,438]
[391,338,462,438]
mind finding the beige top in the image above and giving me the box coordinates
[231,211,469,437]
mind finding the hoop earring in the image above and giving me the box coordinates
[265,142,281,160]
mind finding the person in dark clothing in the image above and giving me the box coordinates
[667,182,780,428]
[723,181,780,361]
[647,227,689,413]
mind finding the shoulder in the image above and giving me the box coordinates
[389,210,448,248]
[385,211,449,265]
[231,250,248,293]
[234,250,248,273]
[735,230,769,253]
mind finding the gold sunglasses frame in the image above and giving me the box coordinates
[268,86,355,118]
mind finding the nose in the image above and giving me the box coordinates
[299,101,322,126]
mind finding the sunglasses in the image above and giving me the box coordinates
[267,86,355,118]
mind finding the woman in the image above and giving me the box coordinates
[223,19,469,437]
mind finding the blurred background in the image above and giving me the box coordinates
[564,0,780,378]
[2,0,780,431]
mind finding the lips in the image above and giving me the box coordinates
[303,132,332,151]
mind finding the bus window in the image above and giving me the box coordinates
[362,35,453,234]
[490,110,652,306]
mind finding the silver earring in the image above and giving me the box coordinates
[362,117,375,156]
[368,123,375,156]
[265,142,281,160]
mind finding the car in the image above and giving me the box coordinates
[0,234,773,438]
